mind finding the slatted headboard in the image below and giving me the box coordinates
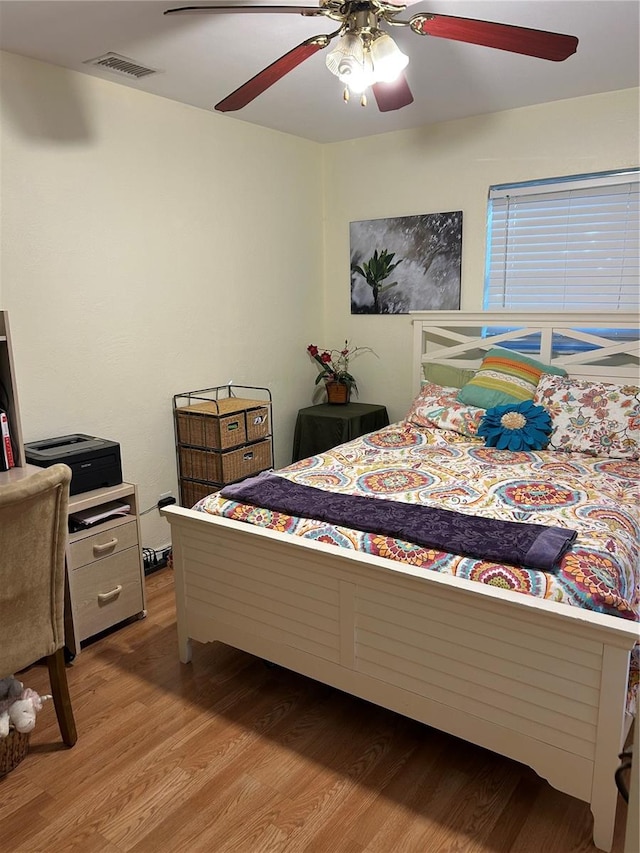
[411,311,639,390]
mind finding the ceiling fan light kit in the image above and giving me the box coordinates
[164,1,579,114]
[325,30,409,102]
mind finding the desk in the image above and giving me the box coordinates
[292,402,389,462]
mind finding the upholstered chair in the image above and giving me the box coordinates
[0,463,77,746]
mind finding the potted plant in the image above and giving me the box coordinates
[307,341,377,404]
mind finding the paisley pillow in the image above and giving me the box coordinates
[406,383,484,438]
[533,375,640,459]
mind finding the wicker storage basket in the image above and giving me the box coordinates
[0,729,30,776]
[180,479,216,508]
[179,439,272,485]
[175,398,271,451]
[175,400,247,450]
[245,406,270,443]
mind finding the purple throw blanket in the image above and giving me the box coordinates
[220,472,577,572]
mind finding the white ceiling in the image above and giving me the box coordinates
[0,0,638,143]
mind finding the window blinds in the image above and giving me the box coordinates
[485,171,639,312]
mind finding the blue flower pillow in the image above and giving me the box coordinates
[477,401,553,451]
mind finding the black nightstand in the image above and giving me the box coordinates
[292,402,390,462]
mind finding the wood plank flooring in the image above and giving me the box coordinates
[2,567,630,852]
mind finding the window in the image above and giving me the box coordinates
[485,169,639,313]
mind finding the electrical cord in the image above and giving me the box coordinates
[140,496,177,515]
[142,547,156,567]
[142,545,172,572]
[615,747,633,803]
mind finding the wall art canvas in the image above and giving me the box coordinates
[350,211,463,314]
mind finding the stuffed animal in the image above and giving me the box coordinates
[8,688,52,734]
[0,676,24,737]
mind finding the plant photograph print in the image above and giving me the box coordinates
[350,211,463,314]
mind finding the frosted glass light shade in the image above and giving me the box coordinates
[369,32,409,82]
[326,31,409,93]
[325,33,363,77]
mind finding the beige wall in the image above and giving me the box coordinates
[322,88,639,424]
[1,49,637,549]
[0,51,324,548]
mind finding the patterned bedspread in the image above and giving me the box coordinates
[198,422,639,618]
[196,422,639,707]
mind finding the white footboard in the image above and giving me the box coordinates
[163,505,638,852]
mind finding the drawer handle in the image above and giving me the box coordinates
[98,584,123,604]
[93,538,118,556]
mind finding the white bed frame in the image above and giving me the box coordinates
[163,312,639,852]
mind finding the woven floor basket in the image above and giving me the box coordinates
[0,729,30,776]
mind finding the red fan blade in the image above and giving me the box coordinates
[372,73,414,112]
[410,13,578,61]
[165,5,323,16]
[215,36,330,112]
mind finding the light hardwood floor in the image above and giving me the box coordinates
[2,567,630,852]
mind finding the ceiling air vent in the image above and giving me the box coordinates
[83,52,159,80]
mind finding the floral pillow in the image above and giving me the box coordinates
[406,383,485,438]
[533,375,640,459]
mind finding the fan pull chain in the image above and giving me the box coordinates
[341,87,367,107]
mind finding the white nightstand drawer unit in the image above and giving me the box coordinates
[73,548,143,641]
[65,482,146,655]
[69,518,138,570]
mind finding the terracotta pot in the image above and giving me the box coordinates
[325,380,350,405]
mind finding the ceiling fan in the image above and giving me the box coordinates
[163,1,578,113]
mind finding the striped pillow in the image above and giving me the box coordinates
[457,348,566,409]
